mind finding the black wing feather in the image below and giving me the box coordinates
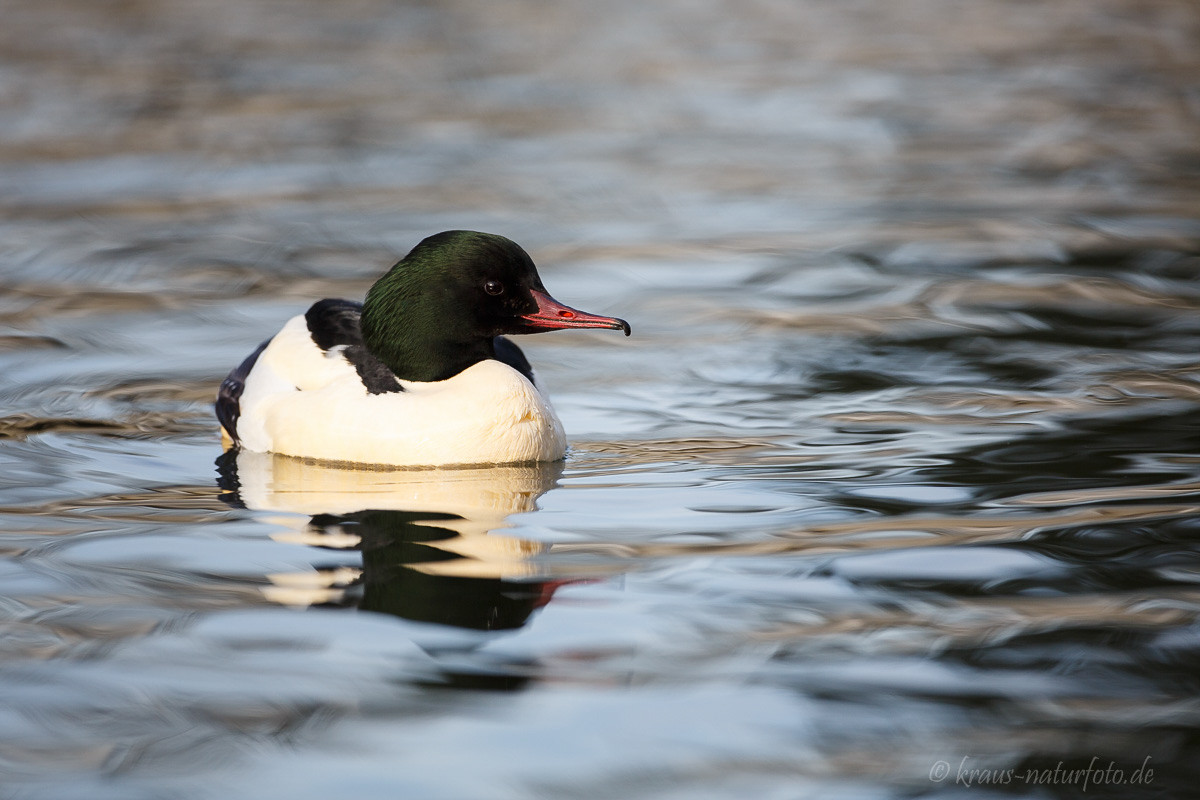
[216,338,269,445]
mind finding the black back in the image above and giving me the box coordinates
[493,335,536,385]
[305,299,404,395]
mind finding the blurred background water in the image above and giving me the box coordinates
[2,1,1200,797]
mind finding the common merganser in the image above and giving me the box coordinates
[216,231,630,467]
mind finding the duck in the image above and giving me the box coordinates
[216,230,630,467]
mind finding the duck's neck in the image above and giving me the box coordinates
[360,278,494,383]
[369,330,495,383]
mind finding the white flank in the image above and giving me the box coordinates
[233,314,568,467]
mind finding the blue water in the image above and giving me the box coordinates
[1,1,1199,797]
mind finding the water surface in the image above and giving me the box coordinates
[2,1,1199,797]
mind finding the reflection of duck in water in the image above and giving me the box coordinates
[216,231,629,467]
[218,451,570,632]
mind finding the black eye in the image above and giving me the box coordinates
[483,280,504,296]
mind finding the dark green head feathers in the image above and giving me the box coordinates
[360,231,629,383]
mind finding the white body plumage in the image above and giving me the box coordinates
[231,315,567,468]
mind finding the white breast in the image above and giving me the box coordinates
[233,314,567,467]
